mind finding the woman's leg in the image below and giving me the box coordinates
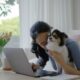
[66,42,80,70]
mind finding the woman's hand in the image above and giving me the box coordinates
[48,50,80,75]
[48,50,65,64]
[31,63,40,72]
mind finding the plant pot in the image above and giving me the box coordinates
[0,49,11,69]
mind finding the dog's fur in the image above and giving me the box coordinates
[49,29,65,46]
[47,29,69,63]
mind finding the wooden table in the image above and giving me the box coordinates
[0,70,40,80]
[0,70,80,80]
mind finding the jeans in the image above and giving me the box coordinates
[66,39,80,70]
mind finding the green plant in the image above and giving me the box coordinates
[0,0,18,17]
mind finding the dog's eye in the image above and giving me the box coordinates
[53,35,58,39]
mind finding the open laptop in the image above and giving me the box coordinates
[4,48,38,77]
[3,48,62,77]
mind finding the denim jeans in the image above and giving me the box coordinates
[66,39,80,70]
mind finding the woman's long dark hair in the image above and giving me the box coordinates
[30,21,51,57]
[30,21,51,40]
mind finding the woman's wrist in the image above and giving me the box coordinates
[31,63,40,72]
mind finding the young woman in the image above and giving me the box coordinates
[30,21,62,76]
[48,29,80,75]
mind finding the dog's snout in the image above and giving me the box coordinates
[49,37,52,40]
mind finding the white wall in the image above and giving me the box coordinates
[19,0,71,48]
[5,36,20,48]
[72,0,80,30]
[19,0,80,48]
[52,0,73,33]
[19,0,31,48]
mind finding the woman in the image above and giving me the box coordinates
[30,21,62,76]
[48,29,80,75]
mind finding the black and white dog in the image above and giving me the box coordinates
[47,29,69,64]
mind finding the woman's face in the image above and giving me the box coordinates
[36,32,49,47]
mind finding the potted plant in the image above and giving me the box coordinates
[0,32,12,68]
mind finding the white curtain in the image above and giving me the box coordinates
[19,0,73,48]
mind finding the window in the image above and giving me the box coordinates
[0,0,20,67]
[0,0,20,48]
[0,0,20,36]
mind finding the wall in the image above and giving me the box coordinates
[19,0,72,48]
[72,0,80,30]
[5,36,20,48]
[19,0,80,48]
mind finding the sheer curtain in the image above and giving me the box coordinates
[19,0,73,48]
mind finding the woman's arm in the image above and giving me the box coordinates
[48,50,80,75]
[61,62,80,75]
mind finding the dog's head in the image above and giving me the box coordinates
[49,29,65,46]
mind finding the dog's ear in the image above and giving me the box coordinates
[59,33,65,46]
[51,29,65,46]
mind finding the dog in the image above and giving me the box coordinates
[47,29,69,64]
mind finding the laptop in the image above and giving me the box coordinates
[4,48,61,77]
[4,48,38,77]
